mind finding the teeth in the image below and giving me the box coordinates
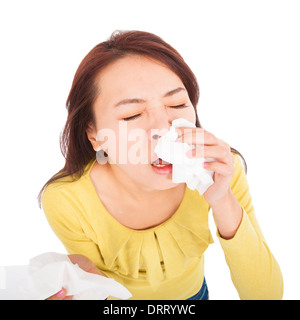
[153,164,168,167]
[151,158,170,166]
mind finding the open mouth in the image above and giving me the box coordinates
[151,158,171,167]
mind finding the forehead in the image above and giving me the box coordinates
[95,55,184,100]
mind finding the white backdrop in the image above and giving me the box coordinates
[0,0,299,300]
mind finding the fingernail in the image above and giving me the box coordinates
[56,289,65,298]
[203,162,209,168]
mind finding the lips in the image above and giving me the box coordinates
[151,158,171,166]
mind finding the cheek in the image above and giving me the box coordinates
[113,126,150,165]
[171,105,196,125]
[97,128,151,165]
[184,107,196,124]
[127,131,150,165]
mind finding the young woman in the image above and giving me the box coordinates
[38,30,283,300]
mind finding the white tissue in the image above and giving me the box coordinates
[154,118,215,195]
[0,252,132,300]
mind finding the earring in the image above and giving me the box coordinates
[96,147,108,165]
[97,149,108,157]
[95,145,108,155]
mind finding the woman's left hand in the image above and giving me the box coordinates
[46,254,107,300]
[176,127,235,207]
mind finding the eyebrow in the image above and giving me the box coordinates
[113,87,186,108]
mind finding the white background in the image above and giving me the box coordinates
[0,0,299,300]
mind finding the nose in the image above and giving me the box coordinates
[150,121,172,142]
[147,103,173,144]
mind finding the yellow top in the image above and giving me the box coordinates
[41,154,283,300]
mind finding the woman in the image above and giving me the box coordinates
[38,30,283,300]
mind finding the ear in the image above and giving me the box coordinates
[86,123,101,152]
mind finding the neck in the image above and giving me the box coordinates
[108,163,165,202]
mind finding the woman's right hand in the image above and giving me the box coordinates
[46,254,107,300]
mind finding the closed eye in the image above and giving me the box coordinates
[122,104,188,121]
[169,104,188,109]
[122,114,142,121]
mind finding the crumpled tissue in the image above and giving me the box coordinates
[0,252,132,300]
[154,118,215,195]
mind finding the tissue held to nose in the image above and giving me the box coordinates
[154,118,215,195]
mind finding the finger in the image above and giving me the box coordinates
[187,145,233,163]
[203,161,235,176]
[175,127,218,146]
[217,140,235,165]
[46,288,74,300]
[218,139,232,153]
[46,288,67,300]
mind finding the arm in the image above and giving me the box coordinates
[212,154,284,300]
[178,126,283,299]
[41,184,110,278]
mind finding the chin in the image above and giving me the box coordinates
[142,176,179,191]
[127,164,179,190]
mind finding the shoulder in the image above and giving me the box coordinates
[230,152,250,199]
[230,152,247,185]
[230,151,254,215]
[42,159,96,211]
[41,181,76,224]
[41,174,89,222]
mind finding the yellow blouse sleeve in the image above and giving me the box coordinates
[215,153,284,299]
[41,183,110,277]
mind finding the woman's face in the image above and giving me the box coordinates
[89,54,196,191]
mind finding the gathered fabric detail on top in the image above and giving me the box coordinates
[80,162,214,290]
[97,219,213,290]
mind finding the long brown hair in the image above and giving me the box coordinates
[37,30,247,208]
